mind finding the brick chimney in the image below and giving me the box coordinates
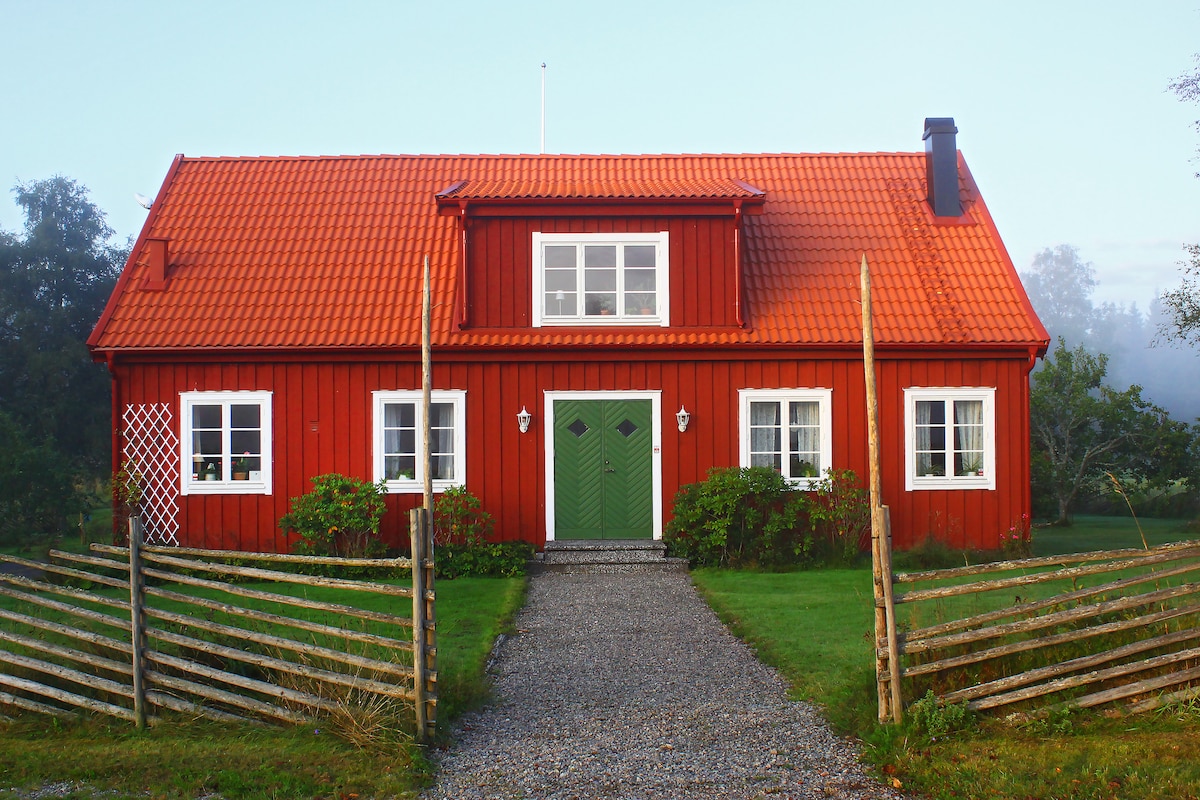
[922,117,961,217]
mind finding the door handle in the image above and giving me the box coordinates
[604,468,616,473]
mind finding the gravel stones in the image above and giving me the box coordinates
[422,571,901,800]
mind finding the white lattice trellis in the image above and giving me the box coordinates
[122,403,181,545]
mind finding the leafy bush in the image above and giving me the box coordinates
[806,468,872,564]
[433,485,494,546]
[432,486,530,578]
[907,690,973,741]
[279,473,388,558]
[666,466,873,568]
[665,466,808,568]
[436,541,533,579]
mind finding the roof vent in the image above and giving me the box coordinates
[922,117,961,217]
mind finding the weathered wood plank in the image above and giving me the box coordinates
[134,551,416,597]
[142,605,415,680]
[144,584,414,653]
[144,651,337,714]
[0,674,132,721]
[903,602,1200,677]
[139,566,416,628]
[896,559,1200,646]
[901,582,1200,656]
[895,540,1200,583]
[940,627,1200,704]
[894,549,1200,605]
[967,646,1200,711]
[144,669,307,725]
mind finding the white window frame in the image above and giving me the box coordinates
[904,387,996,491]
[179,391,273,496]
[531,231,670,327]
[738,389,833,490]
[372,390,467,494]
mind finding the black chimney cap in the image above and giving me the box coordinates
[922,118,958,139]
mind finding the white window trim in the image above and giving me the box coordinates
[531,231,670,328]
[738,389,833,490]
[179,391,273,496]
[904,387,997,491]
[372,390,467,494]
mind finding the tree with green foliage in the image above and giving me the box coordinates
[0,176,125,541]
[1030,340,1195,525]
[1163,61,1200,347]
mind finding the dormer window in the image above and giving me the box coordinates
[531,232,670,327]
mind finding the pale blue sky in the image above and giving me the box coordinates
[3,0,1198,310]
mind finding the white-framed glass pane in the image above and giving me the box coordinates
[789,400,821,477]
[544,245,577,268]
[624,244,655,267]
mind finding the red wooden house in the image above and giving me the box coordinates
[88,118,1048,553]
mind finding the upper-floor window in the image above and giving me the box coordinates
[372,390,466,493]
[738,389,833,489]
[531,232,670,327]
[904,387,996,490]
[180,391,272,495]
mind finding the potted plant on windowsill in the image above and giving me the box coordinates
[203,462,219,481]
[233,454,251,481]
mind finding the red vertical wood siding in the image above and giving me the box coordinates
[466,217,737,329]
[114,350,1032,554]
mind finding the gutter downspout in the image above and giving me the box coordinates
[457,202,470,329]
[733,201,745,328]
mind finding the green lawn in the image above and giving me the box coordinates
[1034,513,1197,555]
[692,515,1200,800]
[0,575,526,799]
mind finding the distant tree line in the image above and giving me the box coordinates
[0,177,125,543]
[1021,245,1199,524]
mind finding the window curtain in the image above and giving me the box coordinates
[915,400,935,476]
[749,402,782,470]
[789,401,821,475]
[954,400,984,474]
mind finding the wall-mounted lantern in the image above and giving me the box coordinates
[676,405,691,433]
[517,406,532,434]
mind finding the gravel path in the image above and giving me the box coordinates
[422,571,902,800]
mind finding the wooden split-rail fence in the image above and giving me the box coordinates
[0,508,437,741]
[873,538,1200,723]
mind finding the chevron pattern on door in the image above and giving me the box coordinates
[553,399,653,540]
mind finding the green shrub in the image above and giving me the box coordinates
[433,485,494,546]
[806,468,872,564]
[665,466,809,568]
[436,540,533,579]
[432,486,530,578]
[279,473,388,558]
[666,466,873,568]
[907,689,973,741]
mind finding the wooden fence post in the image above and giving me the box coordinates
[410,507,429,742]
[861,254,903,724]
[128,516,147,729]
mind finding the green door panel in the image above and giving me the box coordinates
[553,399,653,540]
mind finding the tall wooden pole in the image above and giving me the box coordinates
[861,254,903,723]
[417,255,437,739]
[128,516,147,729]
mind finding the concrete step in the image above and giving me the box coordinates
[542,539,666,565]
[529,539,688,574]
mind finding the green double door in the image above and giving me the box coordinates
[553,399,654,539]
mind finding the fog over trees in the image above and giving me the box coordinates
[1021,244,1200,424]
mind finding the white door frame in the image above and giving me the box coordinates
[543,390,663,542]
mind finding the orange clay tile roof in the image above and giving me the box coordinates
[88,152,1049,352]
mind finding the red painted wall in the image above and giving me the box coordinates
[113,347,1033,553]
[466,216,739,329]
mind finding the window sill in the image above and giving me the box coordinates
[909,477,995,491]
[539,316,664,327]
[384,479,465,494]
[184,480,271,496]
